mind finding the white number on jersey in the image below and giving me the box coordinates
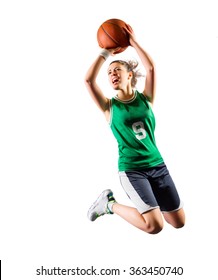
[132,121,146,140]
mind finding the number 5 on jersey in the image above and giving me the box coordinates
[132,121,146,140]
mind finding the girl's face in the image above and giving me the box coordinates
[107,62,132,90]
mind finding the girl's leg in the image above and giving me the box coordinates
[112,203,163,234]
[87,189,163,234]
[162,208,185,228]
[117,171,165,234]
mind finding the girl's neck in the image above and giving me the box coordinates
[116,89,134,101]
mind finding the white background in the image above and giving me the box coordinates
[0,0,218,279]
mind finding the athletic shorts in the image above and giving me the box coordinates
[119,163,183,214]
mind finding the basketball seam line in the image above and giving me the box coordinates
[101,25,126,46]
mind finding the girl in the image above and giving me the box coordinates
[84,24,185,234]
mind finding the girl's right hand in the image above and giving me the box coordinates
[105,47,122,55]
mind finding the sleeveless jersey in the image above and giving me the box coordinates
[109,90,164,171]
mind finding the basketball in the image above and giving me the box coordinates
[97,18,130,54]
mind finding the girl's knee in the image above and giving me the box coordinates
[147,222,163,234]
[172,220,185,229]
[141,219,163,234]
[163,209,185,229]
[142,209,164,234]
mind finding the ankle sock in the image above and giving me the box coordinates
[107,195,116,213]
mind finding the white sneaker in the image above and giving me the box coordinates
[87,189,116,221]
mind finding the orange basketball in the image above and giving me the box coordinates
[97,18,130,54]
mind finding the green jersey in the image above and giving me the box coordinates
[109,90,163,171]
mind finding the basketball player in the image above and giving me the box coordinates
[84,24,185,234]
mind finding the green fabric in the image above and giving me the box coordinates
[110,91,163,171]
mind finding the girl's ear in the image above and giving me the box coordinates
[128,71,133,79]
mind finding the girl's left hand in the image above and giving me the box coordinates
[124,24,137,46]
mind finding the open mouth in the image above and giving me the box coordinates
[112,78,119,84]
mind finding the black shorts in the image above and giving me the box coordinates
[119,163,183,214]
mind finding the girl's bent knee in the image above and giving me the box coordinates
[173,221,185,229]
[147,224,163,234]
[142,209,164,234]
[141,221,163,234]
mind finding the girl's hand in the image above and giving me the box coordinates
[99,47,121,60]
[124,24,137,46]
[106,46,122,55]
